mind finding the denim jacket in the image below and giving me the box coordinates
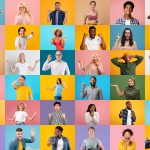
[49,136,70,150]
[8,138,34,150]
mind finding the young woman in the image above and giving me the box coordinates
[15,2,33,25]
[51,28,65,50]
[84,1,100,25]
[85,104,99,125]
[111,77,141,100]
[7,53,39,75]
[47,78,67,100]
[77,53,103,75]
[112,28,137,50]
[7,103,37,125]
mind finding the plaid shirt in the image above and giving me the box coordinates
[115,16,139,25]
[119,109,136,125]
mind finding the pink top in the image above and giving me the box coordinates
[53,39,64,50]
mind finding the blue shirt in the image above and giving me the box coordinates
[54,84,64,96]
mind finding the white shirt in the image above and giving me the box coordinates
[14,111,28,123]
[15,34,33,50]
[42,60,70,75]
[85,36,101,50]
[15,62,30,75]
[57,138,64,150]
[127,109,132,125]
[125,19,131,25]
[85,112,99,125]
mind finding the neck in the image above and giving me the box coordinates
[124,14,132,20]
[89,135,94,138]
[56,59,61,62]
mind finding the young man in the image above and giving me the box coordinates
[118,128,136,150]
[111,53,143,75]
[81,76,103,100]
[47,126,70,150]
[42,51,70,75]
[81,127,104,150]
[15,26,34,50]
[48,101,67,125]
[11,76,33,100]
[80,26,106,50]
[119,101,136,125]
[48,2,66,25]
[115,1,139,25]
[8,128,35,150]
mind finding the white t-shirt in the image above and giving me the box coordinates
[85,112,99,125]
[15,62,30,75]
[57,138,64,150]
[85,36,101,50]
[125,19,131,25]
[14,111,28,123]
[127,109,132,125]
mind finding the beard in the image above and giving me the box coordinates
[90,82,96,87]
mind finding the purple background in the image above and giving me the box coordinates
[40,101,75,124]
[76,125,110,150]
[0,126,5,150]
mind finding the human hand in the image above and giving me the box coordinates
[47,55,52,61]
[83,33,88,39]
[48,113,51,118]
[62,113,66,119]
[35,59,40,64]
[110,84,118,87]
[82,82,86,89]
[30,128,35,137]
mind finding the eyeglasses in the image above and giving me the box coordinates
[55,54,62,56]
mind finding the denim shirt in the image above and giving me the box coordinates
[49,10,65,25]
[8,138,34,150]
[49,136,70,150]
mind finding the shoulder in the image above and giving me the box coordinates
[9,139,16,147]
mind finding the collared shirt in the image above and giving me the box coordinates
[115,16,139,25]
[111,55,143,75]
[81,86,103,100]
[42,60,70,75]
[118,139,136,150]
[48,111,67,125]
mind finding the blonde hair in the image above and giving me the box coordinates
[17,103,26,111]
[18,53,26,63]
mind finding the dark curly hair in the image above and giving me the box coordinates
[122,128,133,136]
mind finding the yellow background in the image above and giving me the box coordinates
[145,126,150,150]
[145,26,150,50]
[40,125,75,149]
[75,25,110,50]
[110,100,145,125]
[5,25,40,50]
[40,75,75,100]
[40,0,75,25]
[0,100,5,125]
[145,75,150,100]
[110,50,145,75]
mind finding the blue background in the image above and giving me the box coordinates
[145,101,150,125]
[5,125,40,150]
[75,75,110,100]
[0,0,5,24]
[5,75,40,100]
[110,25,145,50]
[40,25,75,50]
[40,50,75,75]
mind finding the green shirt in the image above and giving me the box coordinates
[111,55,143,75]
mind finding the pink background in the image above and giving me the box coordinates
[75,101,110,125]
[5,101,40,125]
[75,51,110,75]
[0,26,4,50]
[110,0,145,25]
[110,125,145,150]
[5,0,40,24]
[0,76,5,100]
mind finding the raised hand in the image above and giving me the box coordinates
[82,82,86,89]
[62,113,66,119]
[47,55,52,61]
[35,59,40,64]
[30,128,35,137]
[48,113,51,118]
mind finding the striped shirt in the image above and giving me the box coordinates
[48,111,67,125]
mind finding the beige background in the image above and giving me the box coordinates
[76,0,110,25]
[0,50,5,75]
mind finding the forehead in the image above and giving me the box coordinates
[16,131,23,134]
[89,29,96,32]
[88,128,95,132]
[125,30,131,33]
[56,52,62,55]
[54,104,60,107]
[125,4,132,8]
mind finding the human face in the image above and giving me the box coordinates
[55,3,61,11]
[55,30,61,37]
[124,55,131,63]
[90,105,96,112]
[90,2,96,10]
[54,104,60,112]
[19,77,25,86]
[19,28,25,37]
[126,102,132,110]
[128,78,134,87]
[123,131,131,141]
[124,4,133,16]
[19,104,25,111]
[88,128,95,137]
[90,77,96,87]
[89,28,96,39]
[124,29,131,40]
[55,52,62,61]
[19,6,26,13]
[19,53,25,62]
[91,54,98,63]
[16,131,23,141]
[54,128,62,138]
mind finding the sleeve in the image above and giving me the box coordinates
[98,88,103,100]
[81,88,87,99]
[24,112,28,118]
[28,87,32,96]
[65,62,70,75]
[85,112,90,124]
[48,116,52,125]
[93,112,99,124]
[50,12,53,21]
[8,142,14,150]
[134,55,144,66]
[81,139,86,149]
[66,138,71,150]
[42,60,51,71]
[62,114,68,125]
[26,34,33,40]
[85,37,88,45]
[24,138,34,143]
[98,139,102,147]
[132,111,136,122]
[15,15,18,25]
[111,57,121,67]
[15,37,19,49]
